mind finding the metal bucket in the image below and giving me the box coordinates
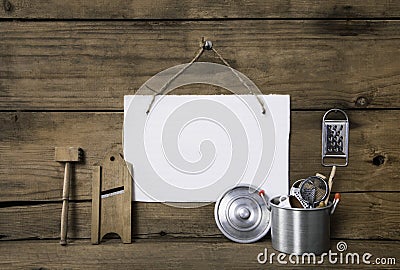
[269,196,334,255]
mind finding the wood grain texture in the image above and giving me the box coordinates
[0,0,399,266]
[0,193,399,241]
[0,20,399,110]
[0,110,399,202]
[1,0,399,19]
[0,239,398,269]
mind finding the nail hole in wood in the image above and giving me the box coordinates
[3,0,13,12]
[110,156,115,161]
[355,96,369,107]
[372,155,385,166]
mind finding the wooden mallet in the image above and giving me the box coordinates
[55,147,83,246]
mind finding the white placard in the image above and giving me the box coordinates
[124,95,290,202]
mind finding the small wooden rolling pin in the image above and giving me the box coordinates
[55,147,83,246]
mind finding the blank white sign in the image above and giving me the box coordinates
[124,95,290,202]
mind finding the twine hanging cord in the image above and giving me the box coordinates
[145,41,266,114]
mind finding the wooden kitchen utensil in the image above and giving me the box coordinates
[55,147,83,246]
[91,146,132,244]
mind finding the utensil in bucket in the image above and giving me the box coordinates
[299,176,329,208]
[269,196,339,255]
[290,179,310,208]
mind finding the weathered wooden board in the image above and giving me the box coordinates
[0,0,399,267]
[0,239,398,269]
[1,0,399,19]
[0,193,399,241]
[0,110,398,202]
[0,21,399,110]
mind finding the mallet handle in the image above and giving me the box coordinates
[60,162,71,245]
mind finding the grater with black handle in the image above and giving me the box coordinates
[322,109,349,167]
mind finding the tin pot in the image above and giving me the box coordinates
[214,185,271,243]
[269,196,337,255]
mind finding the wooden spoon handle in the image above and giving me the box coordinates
[324,166,336,205]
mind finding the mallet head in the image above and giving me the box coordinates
[55,147,83,162]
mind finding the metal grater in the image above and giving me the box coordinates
[322,109,349,166]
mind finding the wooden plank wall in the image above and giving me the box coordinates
[0,1,399,269]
